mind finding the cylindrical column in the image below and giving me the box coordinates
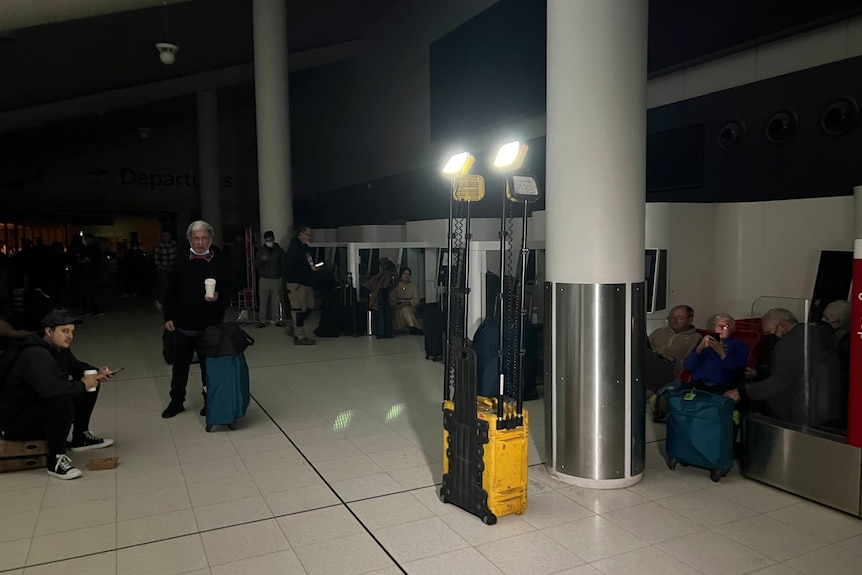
[253,0,293,244]
[544,0,648,488]
[848,186,862,447]
[196,91,222,247]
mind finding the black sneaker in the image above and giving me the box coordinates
[294,337,315,346]
[161,402,185,418]
[199,405,207,416]
[48,454,82,480]
[68,431,114,452]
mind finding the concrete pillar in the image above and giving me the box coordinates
[196,90,222,247]
[544,0,649,488]
[253,0,293,244]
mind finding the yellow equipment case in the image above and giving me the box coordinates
[441,347,528,524]
[442,396,528,522]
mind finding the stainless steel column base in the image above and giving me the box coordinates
[544,281,646,489]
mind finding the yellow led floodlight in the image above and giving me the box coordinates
[506,174,541,203]
[453,174,485,202]
[442,152,475,176]
[493,141,529,171]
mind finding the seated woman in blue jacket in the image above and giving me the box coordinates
[681,312,749,393]
[656,312,748,396]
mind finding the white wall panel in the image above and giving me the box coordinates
[646,71,685,108]
[683,51,757,100]
[755,21,849,81]
[666,203,717,326]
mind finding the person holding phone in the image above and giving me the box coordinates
[681,312,749,393]
[282,224,320,345]
[655,312,748,398]
[0,311,116,480]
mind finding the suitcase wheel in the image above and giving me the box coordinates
[205,424,213,432]
[482,514,497,525]
[710,469,723,482]
[228,421,237,431]
[667,458,677,471]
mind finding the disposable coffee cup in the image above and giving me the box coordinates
[84,370,98,392]
[204,278,216,298]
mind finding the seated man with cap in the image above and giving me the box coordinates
[0,311,116,480]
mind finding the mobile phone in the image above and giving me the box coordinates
[710,332,721,340]
[108,367,125,376]
[314,262,324,268]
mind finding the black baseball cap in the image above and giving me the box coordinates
[41,311,83,330]
[263,231,274,240]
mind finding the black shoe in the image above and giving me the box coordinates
[199,405,207,416]
[68,431,114,452]
[47,454,82,480]
[161,402,185,418]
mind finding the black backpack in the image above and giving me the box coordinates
[198,323,255,358]
[0,340,40,392]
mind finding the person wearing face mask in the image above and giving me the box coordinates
[161,220,235,419]
[254,231,286,328]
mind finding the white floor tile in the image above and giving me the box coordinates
[188,474,261,507]
[116,508,198,547]
[116,534,207,575]
[0,510,38,543]
[193,495,273,531]
[33,497,116,536]
[277,505,365,547]
[602,502,706,544]
[767,501,862,543]
[330,472,405,501]
[312,453,385,483]
[655,488,759,527]
[0,487,45,515]
[240,447,306,474]
[706,478,803,513]
[26,524,116,566]
[590,545,701,575]
[263,484,340,516]
[41,475,116,508]
[293,532,395,575]
[402,547,505,575]
[250,462,323,495]
[440,511,535,546]
[714,514,830,561]
[476,530,584,575]
[543,515,649,562]
[116,485,191,521]
[519,491,594,530]
[201,519,291,566]
[657,531,776,575]
[557,485,650,514]
[373,516,469,563]
[210,549,307,575]
[786,543,862,575]
[349,492,435,530]
[21,551,117,575]
[181,456,247,485]
[0,538,30,571]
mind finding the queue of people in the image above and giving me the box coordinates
[649,301,850,430]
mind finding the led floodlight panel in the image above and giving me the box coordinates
[453,174,486,202]
[506,174,541,203]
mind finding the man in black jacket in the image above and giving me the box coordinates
[0,310,115,480]
[282,225,319,345]
[161,220,234,418]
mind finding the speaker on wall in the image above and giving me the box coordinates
[764,108,799,145]
[820,96,859,137]
[718,118,746,151]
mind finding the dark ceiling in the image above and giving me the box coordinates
[1,0,860,164]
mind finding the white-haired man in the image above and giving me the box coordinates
[161,220,235,419]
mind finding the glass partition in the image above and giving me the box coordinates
[746,296,846,439]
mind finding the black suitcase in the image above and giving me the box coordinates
[423,303,445,361]
[340,284,365,336]
[314,288,343,338]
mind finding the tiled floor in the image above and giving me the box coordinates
[2,301,861,574]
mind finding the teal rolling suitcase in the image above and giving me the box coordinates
[665,389,734,482]
[204,353,250,432]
